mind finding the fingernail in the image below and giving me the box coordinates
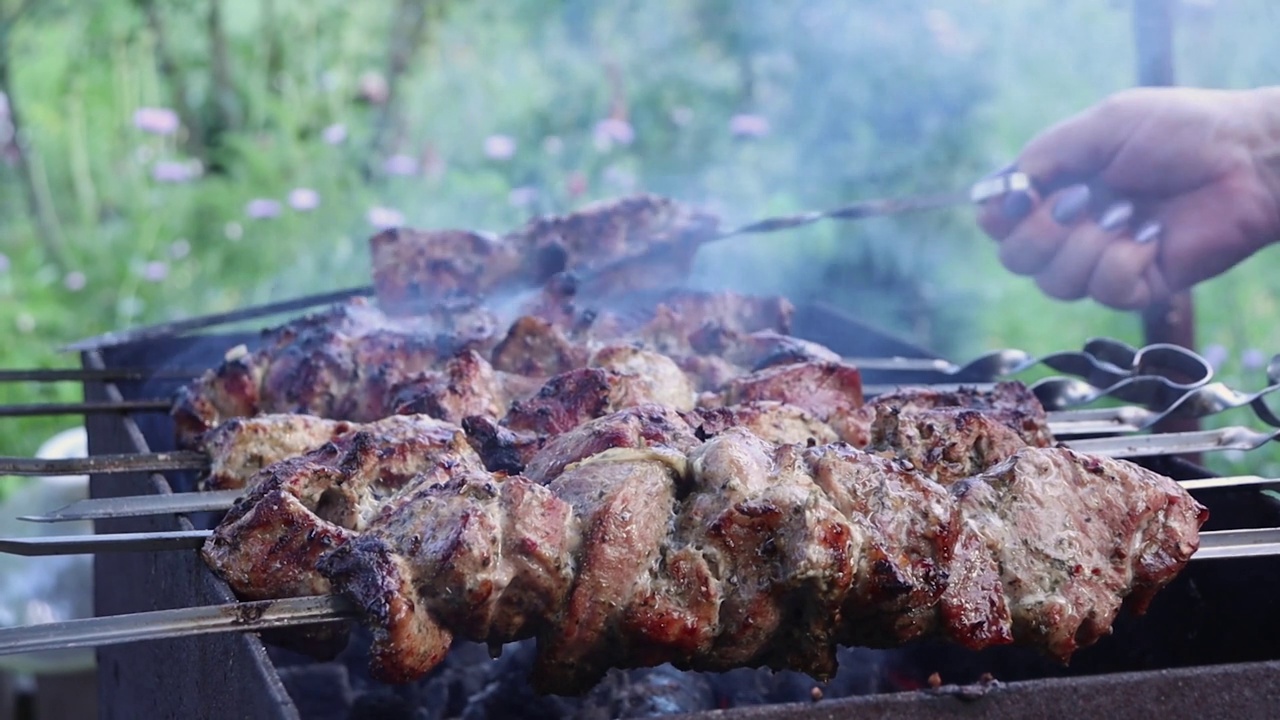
[1134,220,1162,244]
[1098,201,1135,231]
[1051,184,1091,225]
[1001,191,1034,221]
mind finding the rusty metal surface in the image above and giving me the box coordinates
[86,345,300,720]
[676,660,1280,720]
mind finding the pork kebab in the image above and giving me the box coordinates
[202,399,1204,695]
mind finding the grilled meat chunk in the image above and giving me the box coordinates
[201,414,474,492]
[201,414,347,491]
[717,361,865,440]
[843,381,1052,449]
[202,418,480,600]
[941,447,1208,658]
[172,298,472,445]
[684,402,838,446]
[865,405,1039,486]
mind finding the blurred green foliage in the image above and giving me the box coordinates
[2,0,1280,491]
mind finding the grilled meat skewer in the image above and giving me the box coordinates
[201,404,1203,695]
[194,343,1046,495]
[172,291,798,446]
[370,194,721,315]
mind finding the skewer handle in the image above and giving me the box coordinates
[0,595,354,656]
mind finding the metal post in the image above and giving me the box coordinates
[1132,0,1201,459]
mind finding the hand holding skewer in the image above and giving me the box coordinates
[976,86,1280,309]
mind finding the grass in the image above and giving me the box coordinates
[3,0,1280,497]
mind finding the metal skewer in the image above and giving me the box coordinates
[0,399,174,417]
[5,424,1274,525]
[0,526,1274,658]
[0,595,356,657]
[0,530,210,556]
[0,451,210,476]
[0,367,206,383]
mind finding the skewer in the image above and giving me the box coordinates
[18,471,1280,525]
[5,527,1276,559]
[0,399,173,417]
[0,367,206,383]
[60,285,374,352]
[0,408,1160,481]
[0,418,1247,481]
[18,489,241,522]
[0,526,1274,658]
[0,595,355,657]
[0,530,210,555]
[0,451,209,476]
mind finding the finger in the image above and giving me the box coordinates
[1033,208,1121,301]
[1147,175,1274,291]
[1016,93,1143,189]
[1086,237,1160,310]
[996,186,1085,275]
[976,188,1039,241]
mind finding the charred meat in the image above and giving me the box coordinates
[371,195,721,314]
[173,291,797,447]
[202,404,1204,695]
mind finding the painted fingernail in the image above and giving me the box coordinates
[1001,190,1034,221]
[1098,201,1135,231]
[1051,184,1091,225]
[1134,220,1162,244]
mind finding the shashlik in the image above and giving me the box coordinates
[172,291,798,447]
[369,194,721,315]
[201,402,1205,695]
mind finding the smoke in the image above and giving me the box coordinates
[188,0,1280,360]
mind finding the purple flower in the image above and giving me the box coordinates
[245,198,282,219]
[358,71,389,105]
[142,261,169,283]
[288,188,320,211]
[0,252,9,274]
[322,123,348,145]
[169,238,191,259]
[1201,343,1228,370]
[133,107,180,135]
[669,106,694,127]
[593,118,635,152]
[483,135,517,161]
[508,186,538,208]
[367,206,405,229]
[729,113,771,138]
[151,159,202,183]
[63,271,86,292]
[542,136,564,156]
[1242,348,1268,371]
[383,154,419,176]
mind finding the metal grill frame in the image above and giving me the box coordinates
[76,309,1280,720]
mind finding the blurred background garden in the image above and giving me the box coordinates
[2,0,1280,480]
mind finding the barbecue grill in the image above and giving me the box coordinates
[3,282,1280,719]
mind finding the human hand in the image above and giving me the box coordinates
[977,86,1280,309]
